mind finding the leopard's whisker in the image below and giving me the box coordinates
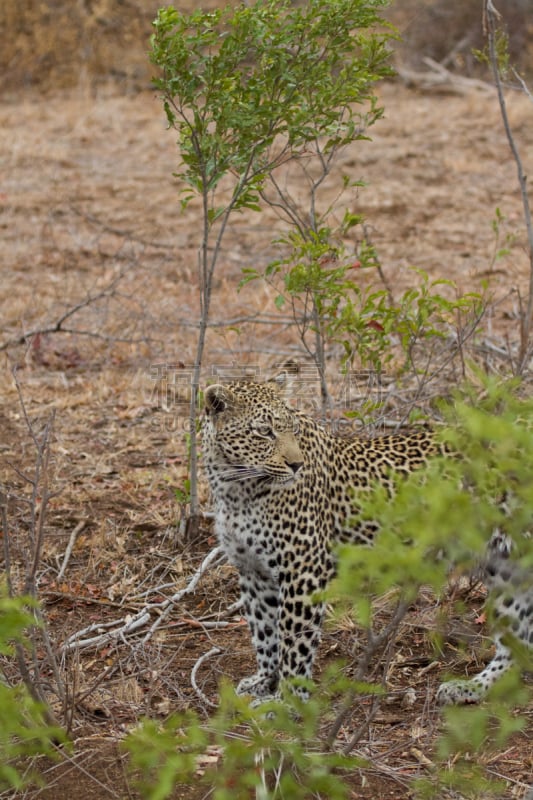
[218,466,268,482]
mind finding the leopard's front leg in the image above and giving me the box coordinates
[276,549,330,700]
[236,569,280,699]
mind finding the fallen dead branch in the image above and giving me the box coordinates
[61,545,228,653]
[396,56,494,95]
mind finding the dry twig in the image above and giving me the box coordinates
[0,271,151,352]
[62,546,227,653]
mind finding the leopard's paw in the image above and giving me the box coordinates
[236,672,278,699]
[436,679,484,706]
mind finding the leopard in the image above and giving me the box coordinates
[202,379,532,704]
[436,533,533,704]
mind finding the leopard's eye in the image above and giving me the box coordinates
[253,421,275,439]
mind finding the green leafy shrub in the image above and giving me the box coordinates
[335,375,532,796]
[126,680,361,800]
[0,591,63,790]
[150,0,395,521]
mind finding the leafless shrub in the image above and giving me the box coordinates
[1,369,66,729]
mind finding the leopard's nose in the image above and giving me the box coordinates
[287,459,304,474]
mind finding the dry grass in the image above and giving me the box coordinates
[2,1,532,93]
[1,3,533,797]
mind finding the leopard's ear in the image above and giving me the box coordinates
[204,384,235,415]
[268,360,300,396]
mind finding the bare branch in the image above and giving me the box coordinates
[513,68,533,105]
[327,596,410,748]
[396,57,494,94]
[11,367,56,596]
[2,374,64,724]
[0,273,130,352]
[140,546,227,644]
[1,490,14,598]
[485,0,533,371]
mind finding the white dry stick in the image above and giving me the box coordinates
[57,520,87,581]
[255,748,270,800]
[185,619,240,630]
[190,646,223,708]
[63,617,132,644]
[62,612,152,652]
[62,546,226,652]
[255,748,285,800]
[228,597,245,614]
[141,546,227,643]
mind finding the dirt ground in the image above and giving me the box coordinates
[1,20,533,800]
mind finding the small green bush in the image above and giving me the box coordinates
[335,376,532,797]
[0,591,63,790]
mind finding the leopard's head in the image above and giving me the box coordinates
[203,382,304,488]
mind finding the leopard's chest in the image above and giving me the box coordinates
[214,494,280,578]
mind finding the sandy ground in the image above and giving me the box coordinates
[1,74,533,798]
